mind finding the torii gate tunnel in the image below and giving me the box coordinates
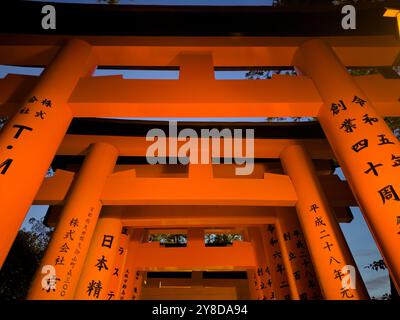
[0,2,400,300]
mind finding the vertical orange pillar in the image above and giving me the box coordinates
[280,144,369,299]
[0,39,93,267]
[295,39,400,293]
[119,267,132,300]
[248,227,274,300]
[275,207,322,300]
[27,142,118,300]
[131,270,144,300]
[120,229,143,300]
[397,13,400,35]
[106,227,129,300]
[74,213,123,300]
[259,225,292,300]
[246,269,263,300]
[187,228,204,248]
[273,220,301,301]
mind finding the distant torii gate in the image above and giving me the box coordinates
[0,4,400,300]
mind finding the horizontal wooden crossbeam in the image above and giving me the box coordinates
[44,204,352,228]
[0,2,397,37]
[132,242,256,270]
[35,169,298,206]
[0,35,399,66]
[35,166,356,216]
[1,73,399,118]
[54,136,334,159]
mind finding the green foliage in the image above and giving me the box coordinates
[364,259,398,300]
[348,68,400,139]
[371,293,392,300]
[148,233,187,244]
[247,67,400,135]
[384,117,400,138]
[365,259,387,271]
[245,69,296,80]
[0,218,53,300]
[0,117,7,130]
[148,233,242,245]
[205,233,242,245]
[348,67,379,77]
[245,69,316,122]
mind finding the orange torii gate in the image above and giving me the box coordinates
[0,2,399,301]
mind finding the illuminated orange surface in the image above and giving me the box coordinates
[0,39,93,268]
[27,142,118,300]
[74,214,123,300]
[0,33,398,299]
[295,39,400,293]
[280,145,369,299]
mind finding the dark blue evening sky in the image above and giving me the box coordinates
[32,0,274,5]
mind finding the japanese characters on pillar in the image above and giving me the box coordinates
[0,94,56,176]
[260,225,292,300]
[246,269,259,300]
[248,227,274,300]
[74,215,123,300]
[1,90,60,176]
[30,206,103,300]
[276,208,322,300]
[0,39,93,268]
[27,142,119,300]
[120,268,143,300]
[247,270,263,300]
[59,205,100,298]
[131,270,144,300]
[107,227,129,300]
[255,264,274,300]
[295,39,400,293]
[308,203,351,298]
[328,92,400,288]
[120,229,144,300]
[280,144,369,299]
[119,267,131,300]
[36,205,100,299]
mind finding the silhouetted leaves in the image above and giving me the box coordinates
[0,218,53,300]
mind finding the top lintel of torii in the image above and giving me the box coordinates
[0,2,399,68]
[0,1,399,38]
[0,2,399,120]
